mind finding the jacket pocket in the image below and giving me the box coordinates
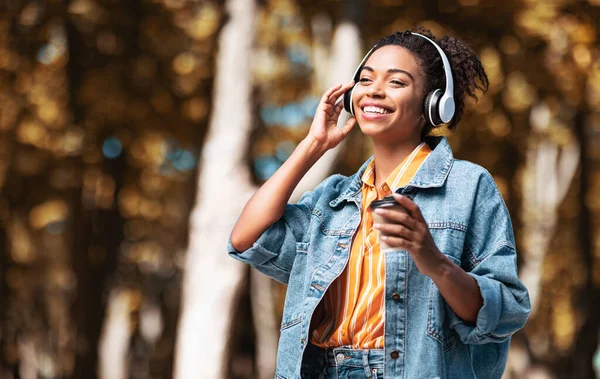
[312,207,355,236]
[426,228,463,352]
[426,279,458,352]
[280,317,302,331]
[276,316,304,379]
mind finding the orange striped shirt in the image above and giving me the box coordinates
[311,142,432,349]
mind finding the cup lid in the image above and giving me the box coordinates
[369,195,397,209]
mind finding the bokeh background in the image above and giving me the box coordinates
[1,0,599,378]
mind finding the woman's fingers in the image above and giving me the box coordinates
[320,85,342,111]
[322,80,354,106]
[373,208,416,230]
[374,222,415,241]
[322,103,335,118]
[333,99,345,116]
[380,235,413,250]
[339,117,356,135]
[330,80,354,103]
[322,83,342,100]
[392,193,426,223]
[322,81,354,119]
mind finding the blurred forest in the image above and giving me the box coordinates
[0,0,599,378]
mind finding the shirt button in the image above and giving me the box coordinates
[336,353,345,363]
[391,293,400,300]
[390,350,400,359]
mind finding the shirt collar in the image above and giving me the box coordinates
[329,136,454,207]
[360,142,431,194]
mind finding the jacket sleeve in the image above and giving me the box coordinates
[227,175,336,284]
[448,172,531,345]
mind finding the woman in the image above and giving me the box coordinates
[228,27,530,379]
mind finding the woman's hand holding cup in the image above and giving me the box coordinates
[372,193,447,278]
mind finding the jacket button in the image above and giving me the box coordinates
[390,350,399,359]
[391,293,400,301]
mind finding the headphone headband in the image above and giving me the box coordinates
[410,32,455,123]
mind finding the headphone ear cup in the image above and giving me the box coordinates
[423,89,443,126]
[343,83,359,116]
[343,88,353,115]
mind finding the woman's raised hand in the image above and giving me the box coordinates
[307,81,357,151]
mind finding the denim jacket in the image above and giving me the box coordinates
[228,136,531,379]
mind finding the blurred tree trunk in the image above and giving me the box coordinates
[565,108,598,379]
[519,106,580,317]
[98,290,135,379]
[290,0,366,201]
[503,109,580,379]
[173,1,258,378]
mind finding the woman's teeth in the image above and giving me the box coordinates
[363,106,391,114]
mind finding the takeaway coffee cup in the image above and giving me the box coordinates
[370,195,409,253]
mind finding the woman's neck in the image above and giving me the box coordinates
[372,139,423,189]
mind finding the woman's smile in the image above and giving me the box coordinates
[360,101,394,120]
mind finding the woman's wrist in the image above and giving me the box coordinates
[298,136,329,161]
[424,249,455,281]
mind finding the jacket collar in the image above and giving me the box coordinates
[328,136,454,207]
[403,135,454,190]
[328,158,371,207]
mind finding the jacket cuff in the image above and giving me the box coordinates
[449,274,504,344]
[227,222,285,265]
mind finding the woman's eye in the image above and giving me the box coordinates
[359,77,371,83]
[391,80,406,86]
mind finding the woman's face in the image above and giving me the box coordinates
[352,45,426,145]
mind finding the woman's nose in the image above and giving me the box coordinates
[367,80,385,97]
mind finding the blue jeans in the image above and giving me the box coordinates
[300,346,384,379]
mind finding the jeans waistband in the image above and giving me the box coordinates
[326,347,384,372]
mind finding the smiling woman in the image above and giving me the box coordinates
[228,26,530,379]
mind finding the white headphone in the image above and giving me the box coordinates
[342,32,455,126]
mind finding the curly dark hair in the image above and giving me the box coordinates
[370,26,489,137]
